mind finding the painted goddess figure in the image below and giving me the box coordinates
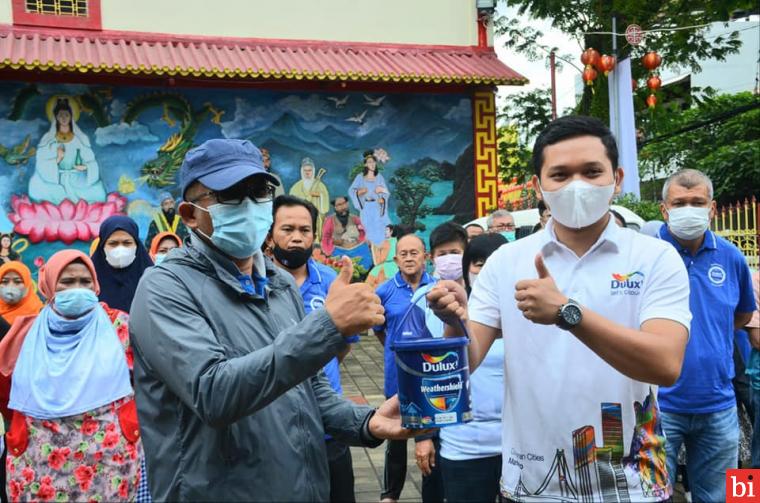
[349,149,391,248]
[29,97,107,204]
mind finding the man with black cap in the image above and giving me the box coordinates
[129,139,425,501]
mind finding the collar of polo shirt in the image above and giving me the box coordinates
[540,217,622,257]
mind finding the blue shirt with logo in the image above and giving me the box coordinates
[658,227,757,413]
[299,258,359,396]
[373,271,435,397]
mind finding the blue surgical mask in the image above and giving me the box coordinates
[154,254,167,265]
[194,198,273,259]
[54,288,99,318]
[500,231,516,242]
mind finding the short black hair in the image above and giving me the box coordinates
[429,222,467,254]
[462,233,507,294]
[332,196,349,206]
[273,195,318,231]
[537,199,548,216]
[532,116,618,177]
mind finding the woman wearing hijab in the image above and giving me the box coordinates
[92,216,153,312]
[0,249,142,502]
[0,261,43,328]
[438,233,507,503]
[148,232,182,265]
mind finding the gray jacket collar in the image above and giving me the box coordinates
[185,232,290,296]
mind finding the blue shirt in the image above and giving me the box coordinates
[236,271,268,297]
[373,271,434,397]
[298,259,359,395]
[658,227,757,413]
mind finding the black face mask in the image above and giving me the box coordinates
[164,208,176,220]
[273,245,313,269]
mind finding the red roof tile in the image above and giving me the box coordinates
[0,25,527,85]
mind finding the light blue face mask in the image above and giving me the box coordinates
[154,253,167,265]
[54,288,99,318]
[500,231,516,242]
[193,198,273,259]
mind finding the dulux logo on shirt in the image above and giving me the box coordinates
[421,351,458,372]
[610,271,644,296]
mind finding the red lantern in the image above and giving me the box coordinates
[580,48,601,68]
[646,75,662,91]
[599,55,616,75]
[583,65,598,86]
[646,94,657,108]
[642,51,662,71]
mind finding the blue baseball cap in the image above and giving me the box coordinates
[179,139,280,198]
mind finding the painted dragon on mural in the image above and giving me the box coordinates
[123,93,213,188]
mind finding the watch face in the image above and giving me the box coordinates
[563,304,582,325]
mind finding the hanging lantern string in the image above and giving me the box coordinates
[584,21,758,36]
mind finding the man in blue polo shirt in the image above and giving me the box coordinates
[373,233,443,503]
[657,169,756,502]
[271,194,360,503]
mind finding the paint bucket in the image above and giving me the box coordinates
[390,288,472,429]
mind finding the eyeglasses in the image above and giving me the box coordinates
[190,181,276,205]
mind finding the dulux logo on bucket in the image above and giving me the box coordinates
[421,352,458,372]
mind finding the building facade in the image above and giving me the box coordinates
[0,0,525,269]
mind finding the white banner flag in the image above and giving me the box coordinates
[608,57,640,198]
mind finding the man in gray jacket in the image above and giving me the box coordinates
[129,139,422,501]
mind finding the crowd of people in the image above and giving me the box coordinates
[0,116,756,503]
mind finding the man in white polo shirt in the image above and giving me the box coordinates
[428,116,692,502]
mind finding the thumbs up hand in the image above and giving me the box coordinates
[514,253,568,325]
[326,256,385,336]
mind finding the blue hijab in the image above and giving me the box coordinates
[92,216,154,312]
[9,303,132,419]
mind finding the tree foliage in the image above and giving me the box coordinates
[497,0,752,115]
[497,89,554,184]
[638,91,760,203]
[613,193,663,221]
[390,166,433,230]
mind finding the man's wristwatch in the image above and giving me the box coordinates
[556,299,583,330]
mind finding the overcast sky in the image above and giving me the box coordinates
[493,5,582,122]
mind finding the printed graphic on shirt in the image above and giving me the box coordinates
[507,389,668,502]
[708,264,727,286]
[309,295,326,311]
[610,271,645,296]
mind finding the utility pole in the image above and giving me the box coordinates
[550,50,558,120]
[610,15,620,140]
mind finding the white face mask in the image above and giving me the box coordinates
[666,206,711,241]
[468,272,478,287]
[540,180,615,229]
[105,246,137,269]
[0,286,26,304]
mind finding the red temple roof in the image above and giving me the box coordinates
[0,25,527,86]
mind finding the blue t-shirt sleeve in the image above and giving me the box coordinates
[345,335,361,343]
[372,282,390,333]
[736,255,757,314]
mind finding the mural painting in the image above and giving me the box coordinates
[0,82,475,281]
